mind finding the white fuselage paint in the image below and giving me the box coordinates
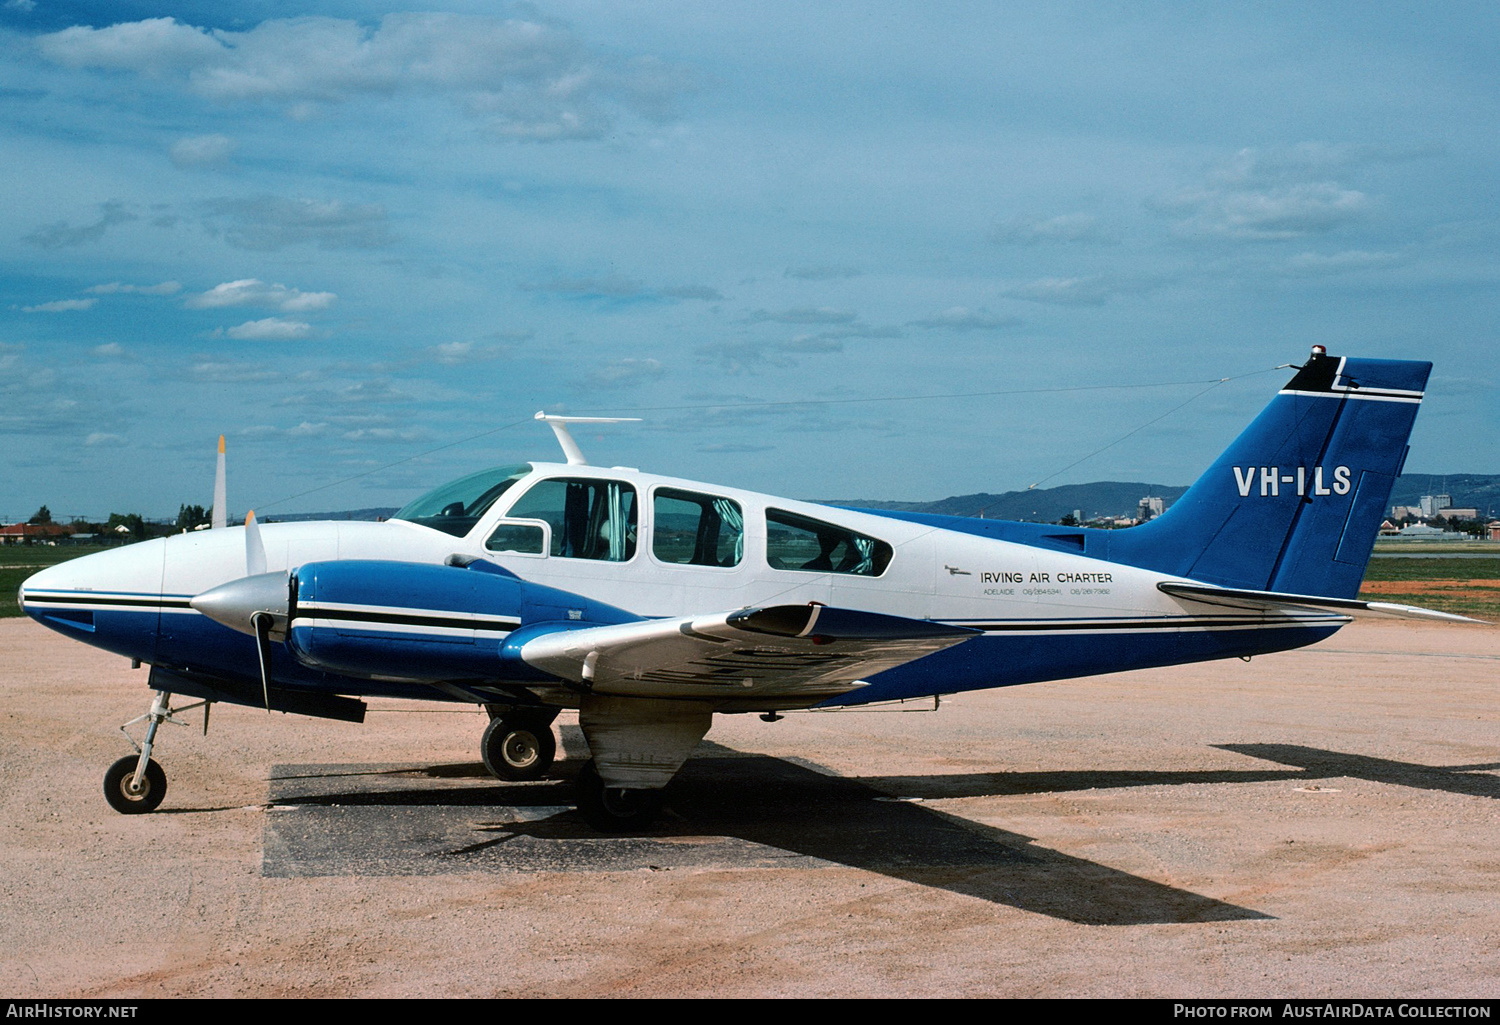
[22,461,1332,641]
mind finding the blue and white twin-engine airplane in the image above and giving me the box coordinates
[19,348,1466,829]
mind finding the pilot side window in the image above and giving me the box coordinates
[504,478,637,562]
[765,509,893,576]
[652,489,743,567]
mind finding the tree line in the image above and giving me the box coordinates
[18,504,215,540]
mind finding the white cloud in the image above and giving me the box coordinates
[92,343,126,358]
[659,284,724,301]
[747,306,858,325]
[1150,145,1385,241]
[1283,250,1402,275]
[242,422,331,440]
[589,357,664,388]
[341,426,436,443]
[202,196,391,251]
[169,134,236,168]
[521,277,720,302]
[990,213,1115,246]
[1153,182,1369,240]
[907,307,1020,331]
[188,279,337,312]
[23,200,136,248]
[22,298,97,312]
[427,340,511,365]
[187,361,285,383]
[223,317,311,340]
[1002,275,1155,307]
[523,275,644,297]
[784,266,861,280]
[84,432,126,447]
[36,14,695,143]
[88,281,182,295]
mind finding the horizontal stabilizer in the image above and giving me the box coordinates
[1158,581,1483,624]
[520,604,978,703]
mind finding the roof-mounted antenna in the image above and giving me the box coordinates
[534,412,641,466]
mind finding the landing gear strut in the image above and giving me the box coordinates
[480,707,559,781]
[574,759,663,832]
[105,689,206,814]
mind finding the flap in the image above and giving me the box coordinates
[519,603,978,702]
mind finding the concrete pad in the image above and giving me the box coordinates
[1,616,1497,997]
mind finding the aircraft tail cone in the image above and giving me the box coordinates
[191,572,291,638]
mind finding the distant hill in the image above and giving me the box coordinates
[828,473,1500,523]
[824,481,1189,522]
[1388,474,1500,517]
[255,473,1500,528]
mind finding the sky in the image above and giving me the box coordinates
[2,1,1497,522]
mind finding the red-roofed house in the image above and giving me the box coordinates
[0,522,72,544]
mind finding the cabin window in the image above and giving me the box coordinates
[765,509,893,576]
[504,478,637,562]
[393,463,533,538]
[652,489,744,567]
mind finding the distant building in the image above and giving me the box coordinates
[1489,521,1500,542]
[1137,496,1165,522]
[1435,507,1479,521]
[0,522,72,544]
[1396,522,1465,541]
[1418,494,1452,518]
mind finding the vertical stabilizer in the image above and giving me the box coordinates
[1113,349,1430,597]
[212,434,227,530]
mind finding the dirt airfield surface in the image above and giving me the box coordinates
[1,616,1497,999]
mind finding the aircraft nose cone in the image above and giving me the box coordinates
[190,571,291,636]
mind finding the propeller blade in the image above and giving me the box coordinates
[245,510,267,576]
[251,612,273,713]
[211,434,227,530]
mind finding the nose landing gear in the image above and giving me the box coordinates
[105,689,207,814]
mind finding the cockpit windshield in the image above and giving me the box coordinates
[392,463,532,537]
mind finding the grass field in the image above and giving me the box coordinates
[0,546,117,617]
[1358,555,1500,619]
[4,545,1498,619]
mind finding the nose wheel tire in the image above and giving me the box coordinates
[575,759,663,832]
[103,756,167,814]
[481,715,557,781]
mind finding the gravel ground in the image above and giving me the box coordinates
[1,616,1497,998]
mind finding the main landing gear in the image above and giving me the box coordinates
[105,689,206,814]
[480,706,559,781]
[574,759,663,832]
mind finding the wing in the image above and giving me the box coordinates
[518,603,978,703]
[1157,581,1482,624]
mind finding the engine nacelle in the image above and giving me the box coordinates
[284,559,637,683]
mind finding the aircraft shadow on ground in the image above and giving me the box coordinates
[263,742,1266,926]
[1215,744,1500,800]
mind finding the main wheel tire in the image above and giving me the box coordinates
[103,755,167,814]
[481,715,557,781]
[575,759,663,832]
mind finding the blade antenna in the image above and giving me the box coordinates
[534,412,641,466]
